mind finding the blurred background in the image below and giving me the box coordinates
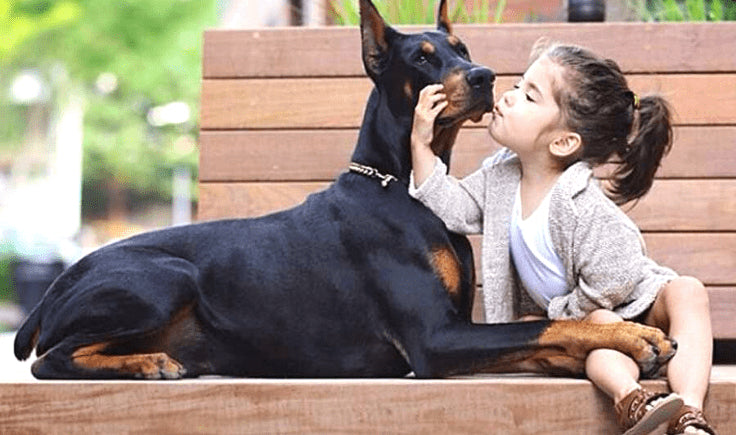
[1,0,734,330]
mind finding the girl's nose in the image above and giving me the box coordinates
[501,89,514,107]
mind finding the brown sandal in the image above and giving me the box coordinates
[666,405,717,434]
[615,388,684,435]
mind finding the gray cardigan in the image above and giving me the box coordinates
[409,149,677,322]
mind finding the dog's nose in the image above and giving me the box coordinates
[467,67,495,89]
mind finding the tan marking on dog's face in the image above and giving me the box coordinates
[429,246,461,299]
[447,35,460,46]
[421,41,436,55]
[404,80,413,101]
[438,69,470,118]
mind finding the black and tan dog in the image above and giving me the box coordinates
[15,0,674,379]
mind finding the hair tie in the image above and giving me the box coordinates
[632,92,640,110]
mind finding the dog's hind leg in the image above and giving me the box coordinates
[30,303,205,380]
[30,341,187,380]
[72,342,186,379]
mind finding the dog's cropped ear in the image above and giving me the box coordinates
[359,0,396,80]
[437,0,453,34]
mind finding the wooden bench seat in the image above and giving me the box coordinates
[1,368,734,433]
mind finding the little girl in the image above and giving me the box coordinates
[409,40,715,435]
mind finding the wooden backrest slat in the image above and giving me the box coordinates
[199,126,736,182]
[203,23,736,78]
[198,180,736,232]
[201,74,736,129]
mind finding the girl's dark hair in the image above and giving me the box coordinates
[531,39,673,205]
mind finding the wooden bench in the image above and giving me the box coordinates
[1,23,734,434]
[199,23,736,340]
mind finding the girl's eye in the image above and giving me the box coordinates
[513,83,534,102]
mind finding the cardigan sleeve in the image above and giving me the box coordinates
[409,157,486,235]
[547,201,649,320]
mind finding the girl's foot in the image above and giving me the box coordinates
[615,388,684,435]
[667,405,717,434]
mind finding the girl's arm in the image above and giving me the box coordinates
[411,84,447,188]
[410,159,486,234]
[409,85,485,234]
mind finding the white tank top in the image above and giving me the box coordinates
[509,184,568,310]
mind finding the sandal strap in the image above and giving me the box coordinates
[615,388,672,429]
[666,405,717,435]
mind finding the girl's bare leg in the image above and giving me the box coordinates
[642,276,713,410]
[584,309,641,402]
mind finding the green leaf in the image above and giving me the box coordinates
[493,0,506,23]
[686,0,707,21]
[661,0,685,21]
[709,0,724,20]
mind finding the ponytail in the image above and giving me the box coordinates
[608,95,673,205]
[539,42,674,205]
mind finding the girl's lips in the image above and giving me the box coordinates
[492,105,503,117]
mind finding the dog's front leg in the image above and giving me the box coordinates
[402,321,552,378]
[402,320,675,378]
[533,320,676,378]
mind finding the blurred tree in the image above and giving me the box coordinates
[1,0,218,218]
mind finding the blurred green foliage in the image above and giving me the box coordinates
[1,0,219,210]
[0,236,14,302]
[628,0,736,21]
[329,0,507,25]
[0,256,13,302]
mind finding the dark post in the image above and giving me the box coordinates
[11,259,65,314]
[568,0,606,22]
[289,0,303,25]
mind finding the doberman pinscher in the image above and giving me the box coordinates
[15,0,674,379]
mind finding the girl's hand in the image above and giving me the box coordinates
[411,84,447,150]
[411,84,447,188]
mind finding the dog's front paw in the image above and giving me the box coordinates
[617,322,676,378]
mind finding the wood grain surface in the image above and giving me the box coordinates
[1,375,735,434]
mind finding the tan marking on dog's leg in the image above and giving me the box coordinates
[536,320,675,376]
[512,347,583,375]
[537,321,595,359]
[72,342,186,379]
[429,246,461,301]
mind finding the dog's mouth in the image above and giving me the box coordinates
[436,95,494,128]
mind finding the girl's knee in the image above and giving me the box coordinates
[663,276,709,309]
[586,309,623,324]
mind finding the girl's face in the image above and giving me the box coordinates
[488,55,568,160]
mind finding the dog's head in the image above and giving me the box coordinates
[359,0,495,156]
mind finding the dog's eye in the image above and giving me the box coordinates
[416,54,429,65]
